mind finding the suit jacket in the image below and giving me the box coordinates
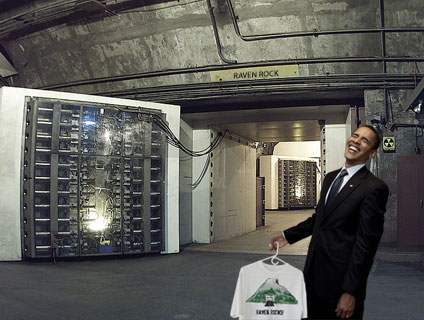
[284,166,389,304]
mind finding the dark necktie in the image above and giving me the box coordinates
[326,169,348,207]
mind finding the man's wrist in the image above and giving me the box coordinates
[282,231,288,243]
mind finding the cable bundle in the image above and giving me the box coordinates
[115,106,228,157]
[191,154,211,190]
[138,112,228,157]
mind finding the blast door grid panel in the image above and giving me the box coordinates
[23,98,166,258]
[278,159,316,209]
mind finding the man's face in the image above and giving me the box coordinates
[344,126,377,167]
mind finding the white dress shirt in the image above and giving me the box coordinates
[324,164,365,204]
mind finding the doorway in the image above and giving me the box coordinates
[181,102,355,245]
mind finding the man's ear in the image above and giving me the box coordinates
[369,149,377,159]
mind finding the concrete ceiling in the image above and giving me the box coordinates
[182,104,350,142]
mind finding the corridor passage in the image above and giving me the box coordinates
[186,209,313,255]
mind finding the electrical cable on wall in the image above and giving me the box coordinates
[116,106,246,190]
[124,108,229,157]
[150,113,228,157]
[192,154,211,190]
[386,89,395,123]
[122,0,204,14]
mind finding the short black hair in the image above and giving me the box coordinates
[360,124,380,150]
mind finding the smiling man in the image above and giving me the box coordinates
[270,125,389,319]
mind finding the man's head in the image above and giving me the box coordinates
[344,125,380,168]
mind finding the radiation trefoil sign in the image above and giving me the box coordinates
[383,136,395,153]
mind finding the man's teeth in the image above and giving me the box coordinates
[349,146,359,152]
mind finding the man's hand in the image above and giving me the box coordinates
[335,292,356,319]
[269,234,288,251]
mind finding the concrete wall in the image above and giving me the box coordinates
[0,0,423,92]
[345,107,366,136]
[364,89,417,247]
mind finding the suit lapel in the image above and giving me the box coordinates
[322,166,369,222]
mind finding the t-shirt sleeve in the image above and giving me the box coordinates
[230,269,244,318]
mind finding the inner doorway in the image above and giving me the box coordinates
[182,102,358,247]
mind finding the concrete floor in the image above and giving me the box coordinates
[0,210,423,320]
[186,210,313,255]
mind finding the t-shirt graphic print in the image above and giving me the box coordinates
[231,261,307,320]
[246,278,298,306]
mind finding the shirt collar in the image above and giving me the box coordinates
[342,163,366,177]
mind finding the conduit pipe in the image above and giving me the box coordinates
[90,73,422,100]
[0,0,80,33]
[379,0,387,74]
[0,0,75,25]
[206,0,237,64]
[0,0,118,39]
[40,56,424,90]
[226,0,424,41]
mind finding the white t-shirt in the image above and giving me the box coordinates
[230,260,307,320]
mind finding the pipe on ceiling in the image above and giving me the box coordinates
[206,0,237,64]
[39,56,424,90]
[88,73,422,101]
[0,0,122,39]
[225,0,424,41]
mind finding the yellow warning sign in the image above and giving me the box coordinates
[383,136,395,152]
[210,65,299,82]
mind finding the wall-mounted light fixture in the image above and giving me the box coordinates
[404,77,424,114]
[412,100,423,114]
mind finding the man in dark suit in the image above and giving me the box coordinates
[270,125,389,319]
